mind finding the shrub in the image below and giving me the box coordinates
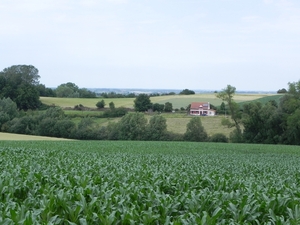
[184,117,208,142]
[209,133,228,143]
[96,100,105,109]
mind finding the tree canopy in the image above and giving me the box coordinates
[0,65,41,110]
[179,89,195,95]
[134,94,152,112]
[216,85,242,142]
[184,117,208,142]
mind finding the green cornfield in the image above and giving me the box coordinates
[0,141,300,224]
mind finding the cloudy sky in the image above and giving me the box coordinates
[1,0,299,91]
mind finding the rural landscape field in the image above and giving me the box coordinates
[1,140,300,224]
[39,93,280,137]
[40,93,276,109]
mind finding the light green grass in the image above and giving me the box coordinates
[150,93,277,109]
[40,97,135,108]
[0,132,72,141]
[0,141,300,223]
[164,115,234,136]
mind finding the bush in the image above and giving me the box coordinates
[7,116,39,135]
[179,89,195,95]
[209,133,228,143]
[164,132,184,141]
[96,100,105,109]
[102,107,128,118]
[145,115,167,140]
[118,113,147,140]
[184,117,208,142]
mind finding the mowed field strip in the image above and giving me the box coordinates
[0,132,72,141]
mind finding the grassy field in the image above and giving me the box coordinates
[66,112,233,137]
[164,115,234,136]
[40,93,278,109]
[0,132,72,141]
[0,140,300,224]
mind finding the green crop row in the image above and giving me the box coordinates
[0,141,300,224]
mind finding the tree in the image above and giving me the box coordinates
[36,84,56,97]
[219,102,226,114]
[109,102,115,110]
[216,85,242,142]
[0,65,41,110]
[118,113,147,140]
[179,89,195,95]
[146,115,167,140]
[134,94,152,112]
[53,119,76,138]
[96,100,105,109]
[186,104,191,114]
[287,80,300,98]
[152,103,164,112]
[286,109,300,145]
[277,88,287,94]
[184,117,208,142]
[75,117,101,140]
[242,101,282,144]
[7,115,39,135]
[78,88,96,98]
[164,102,173,112]
[0,97,18,130]
[209,133,228,143]
[55,82,79,98]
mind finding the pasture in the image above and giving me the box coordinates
[0,140,300,224]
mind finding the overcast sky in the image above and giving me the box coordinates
[1,0,299,91]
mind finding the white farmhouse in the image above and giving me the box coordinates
[189,102,216,116]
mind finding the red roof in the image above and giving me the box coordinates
[190,102,210,110]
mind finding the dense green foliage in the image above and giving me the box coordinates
[164,102,173,112]
[0,65,42,110]
[55,82,96,98]
[134,94,152,112]
[100,91,136,98]
[216,85,242,142]
[96,99,105,109]
[1,141,300,224]
[209,133,228,143]
[179,89,195,95]
[184,117,208,142]
[242,80,300,145]
[153,103,165,112]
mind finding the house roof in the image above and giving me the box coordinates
[190,102,210,109]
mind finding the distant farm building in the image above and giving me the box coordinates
[190,102,216,116]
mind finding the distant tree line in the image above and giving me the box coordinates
[179,89,195,95]
[99,92,136,98]
[99,90,190,98]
